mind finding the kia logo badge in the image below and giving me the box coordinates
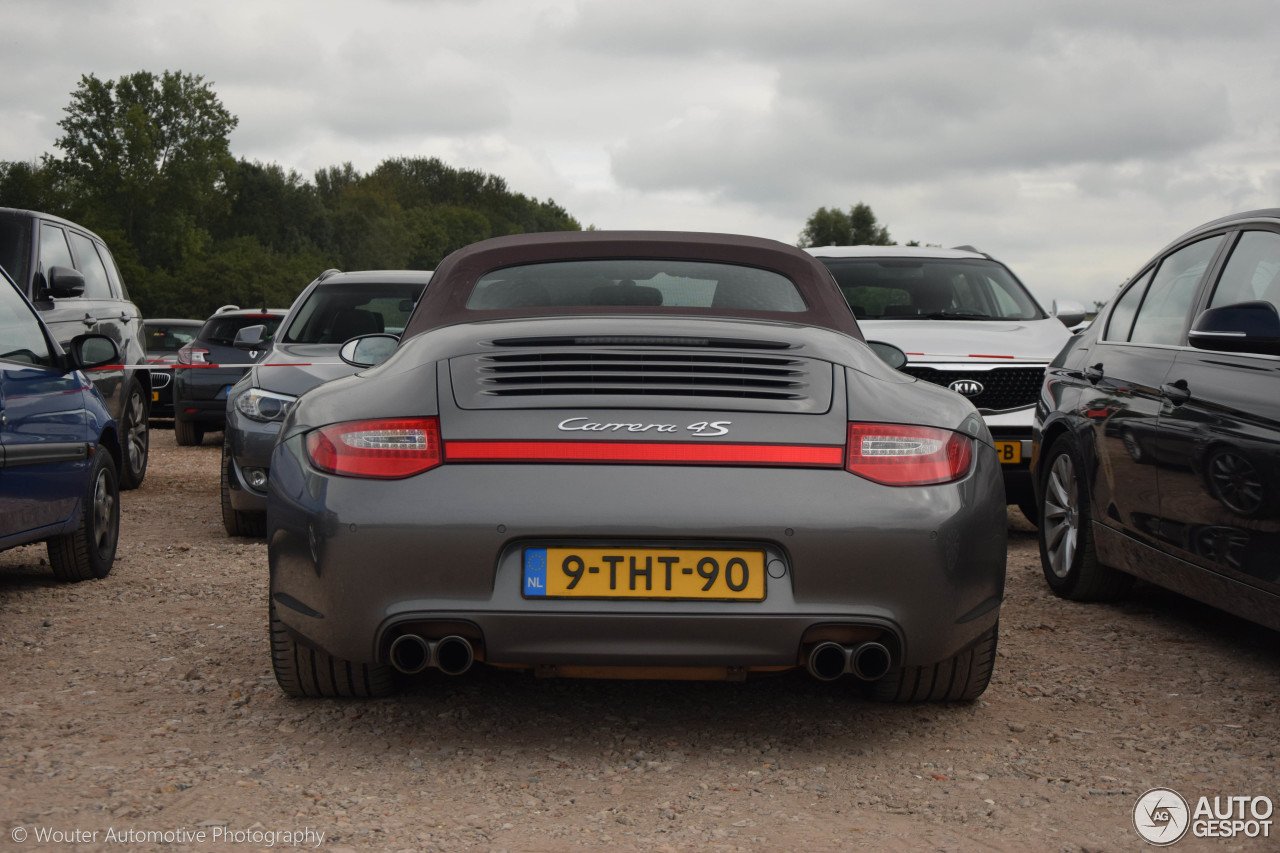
[949,379,984,397]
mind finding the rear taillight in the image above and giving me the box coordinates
[176,344,208,365]
[306,417,443,479]
[845,424,973,486]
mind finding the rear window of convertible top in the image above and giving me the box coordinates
[465,259,808,313]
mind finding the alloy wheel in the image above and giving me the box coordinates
[92,466,117,555]
[126,388,148,473]
[1042,452,1079,579]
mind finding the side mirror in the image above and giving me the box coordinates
[47,265,86,298]
[339,333,399,368]
[67,333,121,371]
[233,324,267,351]
[866,340,908,370]
[1051,299,1087,329]
[1189,301,1280,356]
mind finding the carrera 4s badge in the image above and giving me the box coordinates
[558,417,731,437]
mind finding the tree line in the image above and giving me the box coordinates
[0,70,912,320]
[0,71,581,318]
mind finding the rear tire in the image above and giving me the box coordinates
[48,449,120,581]
[221,442,266,537]
[270,599,393,698]
[1038,434,1133,601]
[867,623,998,702]
[174,417,204,446]
[118,380,149,489]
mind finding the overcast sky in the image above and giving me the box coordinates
[3,0,1279,308]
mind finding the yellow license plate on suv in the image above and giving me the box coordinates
[994,440,1022,464]
[523,547,766,601]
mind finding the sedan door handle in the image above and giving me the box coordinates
[82,312,95,327]
[1083,363,1104,383]
[1161,379,1191,405]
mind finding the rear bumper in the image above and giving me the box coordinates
[268,436,1008,671]
[174,368,249,426]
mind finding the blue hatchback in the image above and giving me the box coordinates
[0,268,123,580]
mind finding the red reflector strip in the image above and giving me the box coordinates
[445,440,845,467]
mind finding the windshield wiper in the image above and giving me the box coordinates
[922,311,993,320]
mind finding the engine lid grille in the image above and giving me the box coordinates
[451,349,831,413]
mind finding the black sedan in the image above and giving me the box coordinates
[1033,209,1280,630]
[142,318,202,420]
[266,232,1008,699]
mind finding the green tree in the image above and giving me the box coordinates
[0,159,66,212]
[797,202,893,247]
[52,70,238,269]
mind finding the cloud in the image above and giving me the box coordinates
[3,0,1280,309]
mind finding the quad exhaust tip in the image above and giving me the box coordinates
[806,640,893,682]
[389,634,475,676]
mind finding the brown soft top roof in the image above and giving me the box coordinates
[401,230,861,339]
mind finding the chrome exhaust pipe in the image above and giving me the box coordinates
[806,640,893,682]
[434,635,475,676]
[389,633,433,674]
[849,641,892,681]
[388,634,475,676]
[806,641,851,681]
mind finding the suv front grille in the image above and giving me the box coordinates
[902,366,1045,412]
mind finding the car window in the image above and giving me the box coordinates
[466,260,806,313]
[0,215,31,287]
[97,242,129,300]
[1128,236,1223,346]
[39,223,75,282]
[283,281,429,343]
[818,258,1040,320]
[1103,269,1152,342]
[200,314,284,346]
[1209,230,1280,314]
[0,281,53,367]
[66,230,113,298]
[145,323,200,353]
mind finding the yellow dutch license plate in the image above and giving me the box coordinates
[523,547,766,601]
[994,441,1022,464]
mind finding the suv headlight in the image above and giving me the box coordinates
[234,388,298,423]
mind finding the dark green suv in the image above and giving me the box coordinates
[0,208,150,488]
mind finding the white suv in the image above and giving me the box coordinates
[806,245,1085,523]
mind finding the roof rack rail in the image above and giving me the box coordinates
[950,245,995,260]
[316,268,343,282]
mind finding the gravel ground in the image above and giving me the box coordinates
[1,429,1277,852]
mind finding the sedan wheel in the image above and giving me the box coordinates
[119,380,149,489]
[48,449,120,581]
[1037,435,1132,601]
[269,598,392,698]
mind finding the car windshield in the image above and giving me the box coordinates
[145,323,201,353]
[281,282,427,344]
[466,260,807,312]
[200,314,284,346]
[818,258,1043,321]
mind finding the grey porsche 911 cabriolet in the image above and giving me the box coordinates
[266,231,1007,701]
